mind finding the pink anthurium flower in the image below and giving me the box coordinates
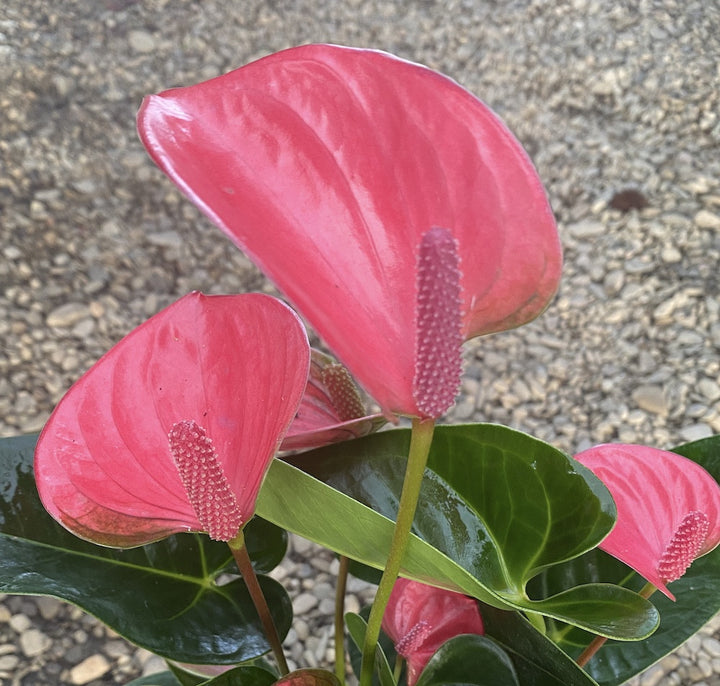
[138,44,562,420]
[35,292,310,548]
[575,444,720,599]
[281,349,386,451]
[382,578,484,686]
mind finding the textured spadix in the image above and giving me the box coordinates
[138,44,562,418]
[575,444,720,599]
[35,292,310,547]
[382,578,484,686]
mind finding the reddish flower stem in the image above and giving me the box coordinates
[228,530,289,675]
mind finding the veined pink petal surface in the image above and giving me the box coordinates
[138,44,562,418]
[382,578,484,686]
[34,292,310,547]
[575,444,720,599]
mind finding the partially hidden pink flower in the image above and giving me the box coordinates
[137,44,562,420]
[281,349,386,451]
[575,444,720,599]
[382,578,484,686]
[35,292,310,547]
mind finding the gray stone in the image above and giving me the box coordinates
[19,628,51,657]
[128,29,157,54]
[567,219,605,238]
[46,302,91,328]
[292,593,319,615]
[69,654,111,684]
[695,209,720,230]
[680,423,713,442]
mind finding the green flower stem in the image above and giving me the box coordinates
[393,655,405,684]
[576,581,657,668]
[228,529,289,675]
[359,417,436,686]
[334,555,350,684]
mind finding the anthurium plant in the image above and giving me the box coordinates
[2,44,720,686]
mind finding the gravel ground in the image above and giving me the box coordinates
[1,0,720,683]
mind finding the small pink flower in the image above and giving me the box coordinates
[281,349,386,451]
[138,44,562,420]
[382,578,484,685]
[575,444,720,599]
[35,292,310,547]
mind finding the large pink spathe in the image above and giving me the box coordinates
[575,444,720,599]
[35,292,310,547]
[138,44,562,418]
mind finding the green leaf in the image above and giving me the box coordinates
[124,673,183,686]
[0,435,292,665]
[275,425,656,639]
[537,434,720,686]
[414,634,519,686]
[199,666,278,685]
[479,604,598,686]
[345,612,396,686]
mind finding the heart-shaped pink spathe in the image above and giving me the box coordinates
[35,292,310,547]
[138,44,562,419]
[575,443,720,599]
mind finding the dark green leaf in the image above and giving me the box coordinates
[415,634,519,686]
[199,665,278,685]
[281,425,656,639]
[479,604,598,686]
[0,435,292,665]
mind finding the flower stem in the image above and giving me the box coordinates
[359,417,435,686]
[334,555,350,684]
[228,530,289,675]
[393,655,405,684]
[576,582,657,668]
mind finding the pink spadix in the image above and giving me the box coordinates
[394,620,432,658]
[413,227,463,418]
[575,444,720,599]
[168,420,243,542]
[321,363,366,422]
[657,510,709,584]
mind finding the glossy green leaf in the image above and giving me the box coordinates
[0,435,292,665]
[479,604,598,686]
[536,434,720,686]
[277,425,656,638]
[414,634,519,686]
[200,666,278,685]
[345,612,396,686]
[124,673,183,686]
[169,658,279,685]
